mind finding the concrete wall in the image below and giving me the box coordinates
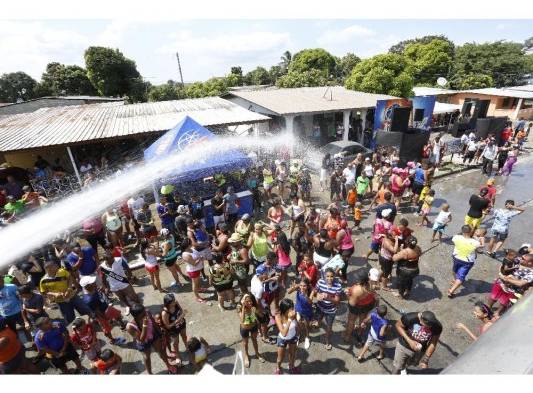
[448,93,517,119]
[0,98,123,116]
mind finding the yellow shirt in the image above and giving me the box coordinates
[39,268,70,296]
[422,195,434,210]
[419,186,430,202]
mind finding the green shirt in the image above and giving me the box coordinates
[356,176,370,195]
[4,201,25,215]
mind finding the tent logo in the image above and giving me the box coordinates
[177,129,209,151]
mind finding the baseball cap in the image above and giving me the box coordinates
[160,228,170,237]
[369,268,380,282]
[255,265,267,275]
[381,208,392,218]
[79,275,97,287]
[241,214,251,221]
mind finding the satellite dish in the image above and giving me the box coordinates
[437,77,447,87]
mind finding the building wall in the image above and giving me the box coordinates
[2,147,71,171]
[448,93,518,119]
[0,98,123,116]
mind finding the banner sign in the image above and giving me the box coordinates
[373,98,411,131]
[411,96,436,131]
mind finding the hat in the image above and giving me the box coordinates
[228,233,242,243]
[369,268,380,281]
[487,178,495,185]
[241,213,251,221]
[365,157,370,161]
[254,223,263,230]
[160,184,174,195]
[255,265,267,275]
[79,275,97,287]
[177,205,188,214]
[381,208,392,218]
[160,228,170,237]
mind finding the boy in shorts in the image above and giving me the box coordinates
[70,317,100,373]
[431,203,452,242]
[357,305,390,362]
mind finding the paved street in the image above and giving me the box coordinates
[34,145,533,375]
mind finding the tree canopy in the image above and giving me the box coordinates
[389,35,455,55]
[39,62,96,96]
[335,53,361,82]
[276,69,329,88]
[148,80,186,102]
[184,77,228,98]
[0,72,37,102]
[289,48,337,77]
[345,53,414,97]
[244,67,272,86]
[403,38,454,86]
[84,46,144,99]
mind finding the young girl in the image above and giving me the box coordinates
[236,293,266,368]
[456,302,498,341]
[141,240,165,292]
[287,278,313,350]
[93,349,122,374]
[274,298,300,374]
[499,150,518,176]
[432,203,452,242]
[186,336,210,373]
[161,293,188,367]
[418,189,435,227]
[353,201,363,230]
[181,238,210,304]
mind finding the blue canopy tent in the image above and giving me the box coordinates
[144,115,253,226]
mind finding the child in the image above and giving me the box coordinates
[346,185,357,213]
[474,226,487,248]
[432,203,452,242]
[93,348,122,374]
[297,253,319,288]
[418,189,435,227]
[79,276,126,345]
[357,305,390,362]
[154,313,175,362]
[70,317,100,373]
[415,184,431,215]
[368,268,381,291]
[186,336,210,373]
[397,218,413,248]
[353,202,363,230]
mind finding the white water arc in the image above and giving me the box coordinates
[0,133,307,269]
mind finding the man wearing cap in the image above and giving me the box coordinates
[39,261,93,324]
[464,188,490,233]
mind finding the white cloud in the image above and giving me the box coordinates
[155,30,292,79]
[317,24,376,46]
[496,23,506,30]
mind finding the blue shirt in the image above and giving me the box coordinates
[370,310,388,341]
[66,247,97,276]
[0,284,22,317]
[315,278,342,314]
[157,204,173,226]
[83,291,109,313]
[295,290,313,318]
[414,167,425,184]
[35,321,67,352]
[224,193,239,214]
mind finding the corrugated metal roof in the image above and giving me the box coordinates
[0,97,269,152]
[461,87,533,99]
[0,96,124,109]
[225,86,397,115]
[507,84,533,92]
[413,87,457,96]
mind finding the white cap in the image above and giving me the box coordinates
[381,208,392,218]
[79,275,97,287]
[177,205,188,214]
[369,268,380,281]
[160,228,170,236]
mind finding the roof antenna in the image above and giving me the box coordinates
[322,86,333,101]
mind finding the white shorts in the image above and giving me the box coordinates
[320,168,328,182]
[313,252,330,268]
[213,214,225,227]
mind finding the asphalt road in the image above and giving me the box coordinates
[33,145,533,375]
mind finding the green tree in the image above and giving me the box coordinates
[268,65,284,84]
[39,62,96,96]
[0,72,37,102]
[524,36,533,51]
[389,35,455,55]
[403,39,454,86]
[279,51,292,73]
[148,80,185,102]
[185,77,228,98]
[226,66,243,87]
[275,69,329,88]
[455,74,493,89]
[345,53,414,97]
[289,48,337,78]
[244,67,271,85]
[84,46,143,97]
[336,53,361,82]
[451,41,528,88]
[525,54,533,74]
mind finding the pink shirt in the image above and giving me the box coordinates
[82,216,104,234]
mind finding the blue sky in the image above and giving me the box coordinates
[1,19,531,85]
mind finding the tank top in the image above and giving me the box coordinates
[397,255,419,271]
[164,304,185,332]
[127,315,154,344]
[105,212,122,231]
[291,203,303,219]
[324,216,340,239]
[269,208,283,223]
[162,236,178,261]
[251,233,269,259]
[210,263,233,286]
[316,238,332,258]
[242,310,258,326]
[276,246,291,268]
[379,242,393,260]
[278,318,297,340]
[339,228,354,250]
[263,170,274,185]
[390,174,402,193]
[356,291,375,306]
[144,253,158,268]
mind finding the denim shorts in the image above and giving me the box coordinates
[276,335,298,348]
[316,308,336,328]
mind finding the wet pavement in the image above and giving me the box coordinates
[33,144,533,375]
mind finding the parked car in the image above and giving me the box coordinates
[321,141,373,167]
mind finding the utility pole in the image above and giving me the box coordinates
[176,52,184,88]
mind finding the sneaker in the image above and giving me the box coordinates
[304,337,311,350]
[400,369,408,375]
[112,337,127,345]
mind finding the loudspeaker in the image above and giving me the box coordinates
[449,122,469,138]
[414,108,424,122]
[461,100,474,116]
[476,118,491,140]
[390,107,411,132]
[473,99,490,119]
[476,116,506,144]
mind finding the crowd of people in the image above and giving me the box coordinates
[1,124,532,376]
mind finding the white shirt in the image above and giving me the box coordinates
[342,167,356,185]
[101,258,130,292]
[482,144,498,160]
[80,164,93,173]
[435,210,451,225]
[460,134,469,144]
[467,140,477,152]
[364,164,374,177]
[250,275,266,307]
[127,197,145,220]
[432,141,443,155]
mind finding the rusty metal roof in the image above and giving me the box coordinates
[0,97,269,152]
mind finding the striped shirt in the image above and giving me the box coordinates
[316,278,342,314]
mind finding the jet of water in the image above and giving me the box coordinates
[0,133,319,269]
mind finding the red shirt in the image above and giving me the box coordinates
[501,127,512,142]
[483,185,497,206]
[300,263,318,287]
[70,323,96,351]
